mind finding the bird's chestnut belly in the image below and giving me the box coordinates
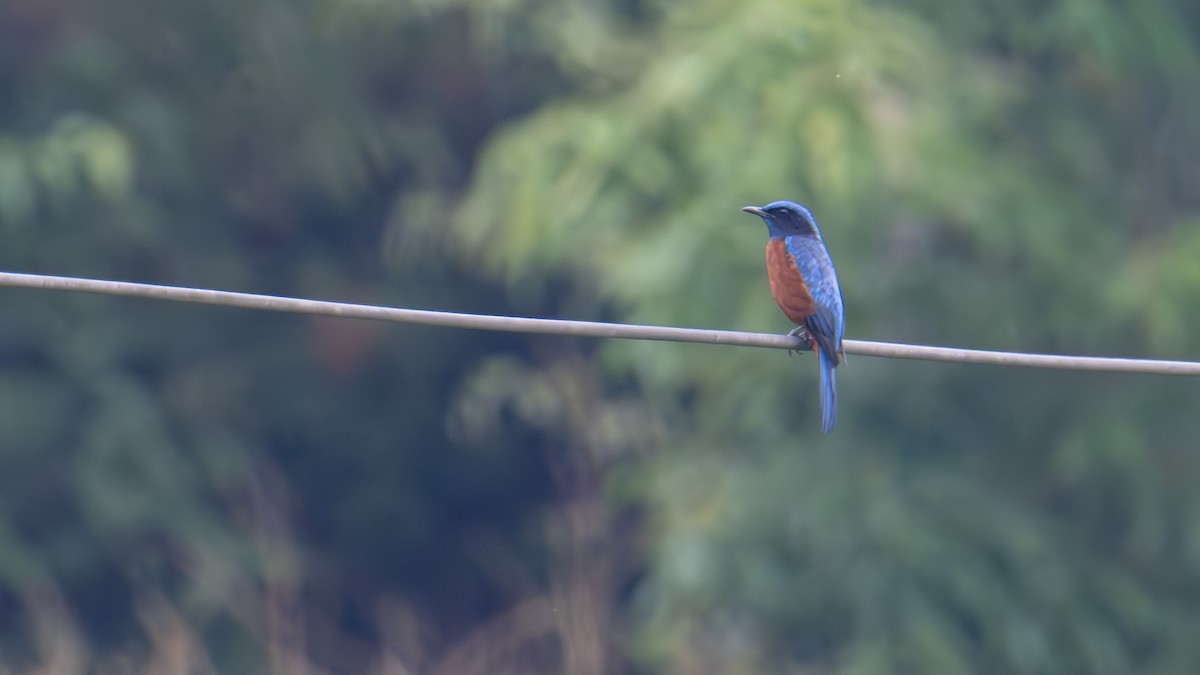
[766,238,817,325]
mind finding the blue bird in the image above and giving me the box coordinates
[742,201,845,432]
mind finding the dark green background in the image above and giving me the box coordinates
[1,0,1199,672]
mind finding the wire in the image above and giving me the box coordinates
[0,271,1196,376]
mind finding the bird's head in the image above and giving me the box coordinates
[741,201,820,239]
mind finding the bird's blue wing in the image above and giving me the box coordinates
[786,236,844,359]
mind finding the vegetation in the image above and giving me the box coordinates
[0,0,1198,672]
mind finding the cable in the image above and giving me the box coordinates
[0,271,1196,376]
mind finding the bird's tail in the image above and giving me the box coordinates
[818,346,838,433]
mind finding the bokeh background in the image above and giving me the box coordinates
[2,0,1200,672]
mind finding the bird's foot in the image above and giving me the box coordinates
[786,326,813,357]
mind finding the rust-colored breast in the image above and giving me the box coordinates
[766,238,817,325]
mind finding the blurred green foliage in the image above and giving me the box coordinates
[1,0,1199,672]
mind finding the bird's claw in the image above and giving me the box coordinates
[786,327,813,357]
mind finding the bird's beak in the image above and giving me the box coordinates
[741,206,767,218]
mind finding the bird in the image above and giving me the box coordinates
[742,201,844,433]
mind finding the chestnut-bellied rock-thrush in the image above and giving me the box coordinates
[742,201,845,433]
